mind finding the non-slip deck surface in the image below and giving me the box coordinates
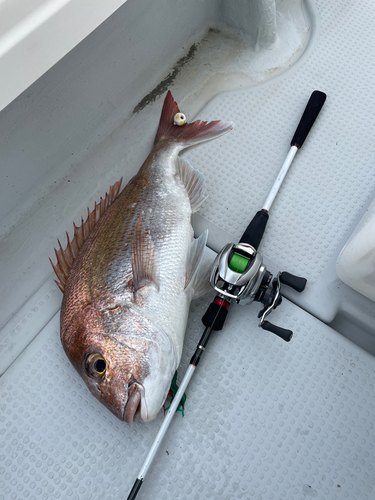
[186,0,375,322]
[1,270,374,499]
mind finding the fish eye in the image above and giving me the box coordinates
[85,353,107,379]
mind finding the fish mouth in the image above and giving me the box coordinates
[124,383,143,424]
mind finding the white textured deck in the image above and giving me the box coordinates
[1,260,375,499]
[186,0,375,330]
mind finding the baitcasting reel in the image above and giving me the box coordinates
[202,207,309,342]
[206,236,307,342]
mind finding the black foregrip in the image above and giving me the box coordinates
[291,90,326,149]
[279,272,307,293]
[190,326,214,366]
[127,478,143,500]
[261,321,293,342]
[239,210,269,249]
[202,302,229,331]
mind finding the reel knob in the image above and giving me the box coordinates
[261,321,293,342]
[279,272,307,292]
[256,271,307,342]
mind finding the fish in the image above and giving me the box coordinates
[50,91,234,424]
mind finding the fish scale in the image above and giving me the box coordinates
[51,91,234,424]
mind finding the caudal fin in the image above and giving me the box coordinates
[155,91,234,147]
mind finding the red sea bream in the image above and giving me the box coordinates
[51,92,233,424]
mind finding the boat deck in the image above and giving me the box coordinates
[1,1,375,499]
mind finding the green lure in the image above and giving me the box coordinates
[164,371,187,416]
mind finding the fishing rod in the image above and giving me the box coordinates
[127,90,327,500]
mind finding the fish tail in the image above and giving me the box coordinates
[154,91,234,148]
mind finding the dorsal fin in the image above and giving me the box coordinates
[50,179,122,292]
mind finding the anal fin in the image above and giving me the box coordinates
[176,157,207,213]
[50,178,122,292]
[185,230,211,299]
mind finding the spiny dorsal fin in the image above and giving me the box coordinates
[50,178,122,292]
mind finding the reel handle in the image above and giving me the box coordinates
[279,272,307,293]
[291,90,326,149]
[261,321,293,342]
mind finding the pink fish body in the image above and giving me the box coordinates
[51,92,233,423]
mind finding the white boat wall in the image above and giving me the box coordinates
[0,1,374,499]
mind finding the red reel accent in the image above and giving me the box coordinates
[213,297,230,311]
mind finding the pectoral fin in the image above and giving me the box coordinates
[190,263,212,299]
[132,213,160,294]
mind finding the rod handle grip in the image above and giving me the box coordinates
[291,90,326,149]
[202,300,229,331]
[239,209,269,249]
[126,478,143,500]
[261,321,293,342]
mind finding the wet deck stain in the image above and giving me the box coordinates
[132,43,198,113]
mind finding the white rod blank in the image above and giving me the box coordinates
[262,145,298,212]
[138,364,196,480]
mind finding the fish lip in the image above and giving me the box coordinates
[123,382,144,424]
